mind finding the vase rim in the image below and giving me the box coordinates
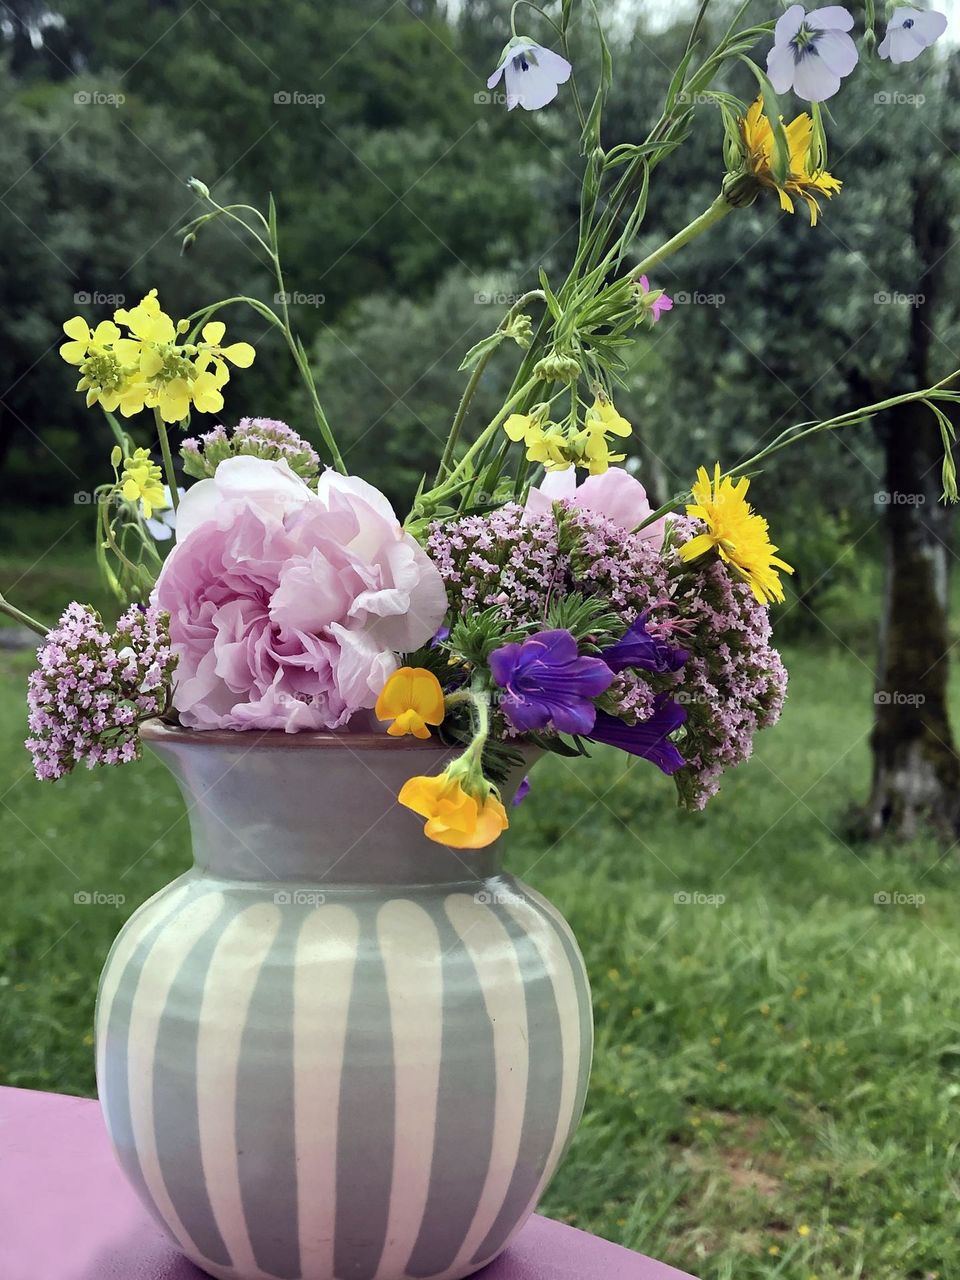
[139,718,449,752]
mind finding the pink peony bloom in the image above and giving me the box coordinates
[522,468,666,548]
[153,457,447,732]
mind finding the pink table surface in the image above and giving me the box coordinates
[0,1086,698,1280]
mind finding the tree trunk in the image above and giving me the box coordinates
[867,401,960,838]
[866,165,960,840]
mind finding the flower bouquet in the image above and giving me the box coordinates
[3,4,956,1279]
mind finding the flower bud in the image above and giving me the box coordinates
[533,353,581,384]
[110,446,122,469]
[186,176,210,199]
[721,171,760,210]
[180,231,197,256]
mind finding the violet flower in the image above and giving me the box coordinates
[602,614,688,676]
[512,775,531,806]
[588,697,687,775]
[489,629,613,736]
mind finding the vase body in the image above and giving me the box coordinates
[95,724,593,1280]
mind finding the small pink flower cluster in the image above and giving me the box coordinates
[25,602,176,781]
[670,516,788,810]
[426,505,563,627]
[181,418,321,481]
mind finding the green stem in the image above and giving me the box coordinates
[0,593,48,637]
[634,371,960,531]
[152,408,180,511]
[436,291,545,484]
[632,193,733,279]
[446,377,541,487]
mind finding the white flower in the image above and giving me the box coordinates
[878,7,947,63]
[486,38,572,111]
[142,486,176,541]
[766,5,859,102]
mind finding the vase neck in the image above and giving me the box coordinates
[144,727,506,887]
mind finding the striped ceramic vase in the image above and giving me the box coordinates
[96,722,593,1280]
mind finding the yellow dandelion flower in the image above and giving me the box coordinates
[679,463,794,605]
[738,97,841,227]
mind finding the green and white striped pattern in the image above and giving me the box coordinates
[96,873,592,1280]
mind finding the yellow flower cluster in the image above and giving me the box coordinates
[60,290,255,423]
[503,394,632,475]
[119,448,167,519]
[680,463,794,604]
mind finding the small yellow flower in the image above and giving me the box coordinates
[584,395,632,440]
[120,448,167,519]
[797,1224,811,1237]
[399,771,508,849]
[679,463,794,605]
[196,320,256,374]
[738,97,841,226]
[60,317,142,413]
[376,667,446,739]
[570,395,633,475]
[504,411,571,470]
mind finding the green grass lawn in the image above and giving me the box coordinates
[1,640,957,1280]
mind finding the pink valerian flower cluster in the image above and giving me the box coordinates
[181,418,321,482]
[428,494,676,732]
[669,515,788,810]
[25,603,176,781]
[426,504,562,628]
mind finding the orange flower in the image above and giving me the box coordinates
[376,666,445,739]
[399,771,508,849]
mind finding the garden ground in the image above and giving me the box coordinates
[1,619,957,1280]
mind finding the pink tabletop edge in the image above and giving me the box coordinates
[0,1085,699,1280]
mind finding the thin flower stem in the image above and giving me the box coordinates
[632,193,733,278]
[634,370,960,531]
[445,377,541,487]
[436,291,546,484]
[0,593,48,637]
[152,408,180,511]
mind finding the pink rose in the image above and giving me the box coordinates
[153,458,447,732]
[522,468,666,547]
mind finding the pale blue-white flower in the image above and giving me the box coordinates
[486,38,572,111]
[766,5,859,102]
[142,486,176,541]
[878,7,947,62]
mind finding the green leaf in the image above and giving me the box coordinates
[580,0,613,155]
[538,268,563,321]
[458,331,505,372]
